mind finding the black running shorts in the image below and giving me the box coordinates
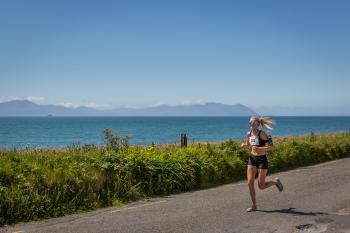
[248,154,268,169]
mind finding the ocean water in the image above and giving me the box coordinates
[0,116,350,149]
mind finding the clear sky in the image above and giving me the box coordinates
[1,0,349,110]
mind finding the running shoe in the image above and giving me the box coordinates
[246,205,257,212]
[275,177,283,192]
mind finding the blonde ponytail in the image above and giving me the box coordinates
[250,115,274,130]
[258,116,274,130]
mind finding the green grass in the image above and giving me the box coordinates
[1,131,350,226]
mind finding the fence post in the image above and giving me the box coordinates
[180,133,188,147]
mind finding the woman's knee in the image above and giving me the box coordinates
[258,182,266,190]
[247,179,255,186]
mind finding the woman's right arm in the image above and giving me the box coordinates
[241,132,250,148]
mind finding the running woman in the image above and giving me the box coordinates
[241,116,283,212]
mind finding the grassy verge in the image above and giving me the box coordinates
[1,131,350,226]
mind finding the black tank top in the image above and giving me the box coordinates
[249,130,266,147]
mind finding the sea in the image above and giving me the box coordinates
[0,116,350,149]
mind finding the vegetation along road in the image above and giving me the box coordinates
[5,157,350,233]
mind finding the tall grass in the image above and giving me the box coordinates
[1,131,350,226]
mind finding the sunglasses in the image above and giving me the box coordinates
[249,120,256,126]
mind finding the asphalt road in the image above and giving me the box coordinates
[3,158,350,233]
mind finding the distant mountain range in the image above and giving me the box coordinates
[0,100,257,116]
[251,105,350,116]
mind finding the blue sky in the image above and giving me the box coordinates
[0,0,349,110]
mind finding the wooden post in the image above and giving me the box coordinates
[180,133,188,147]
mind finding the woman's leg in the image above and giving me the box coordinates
[247,165,257,206]
[257,169,278,190]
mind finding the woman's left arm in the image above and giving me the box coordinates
[261,131,274,152]
[259,145,274,152]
